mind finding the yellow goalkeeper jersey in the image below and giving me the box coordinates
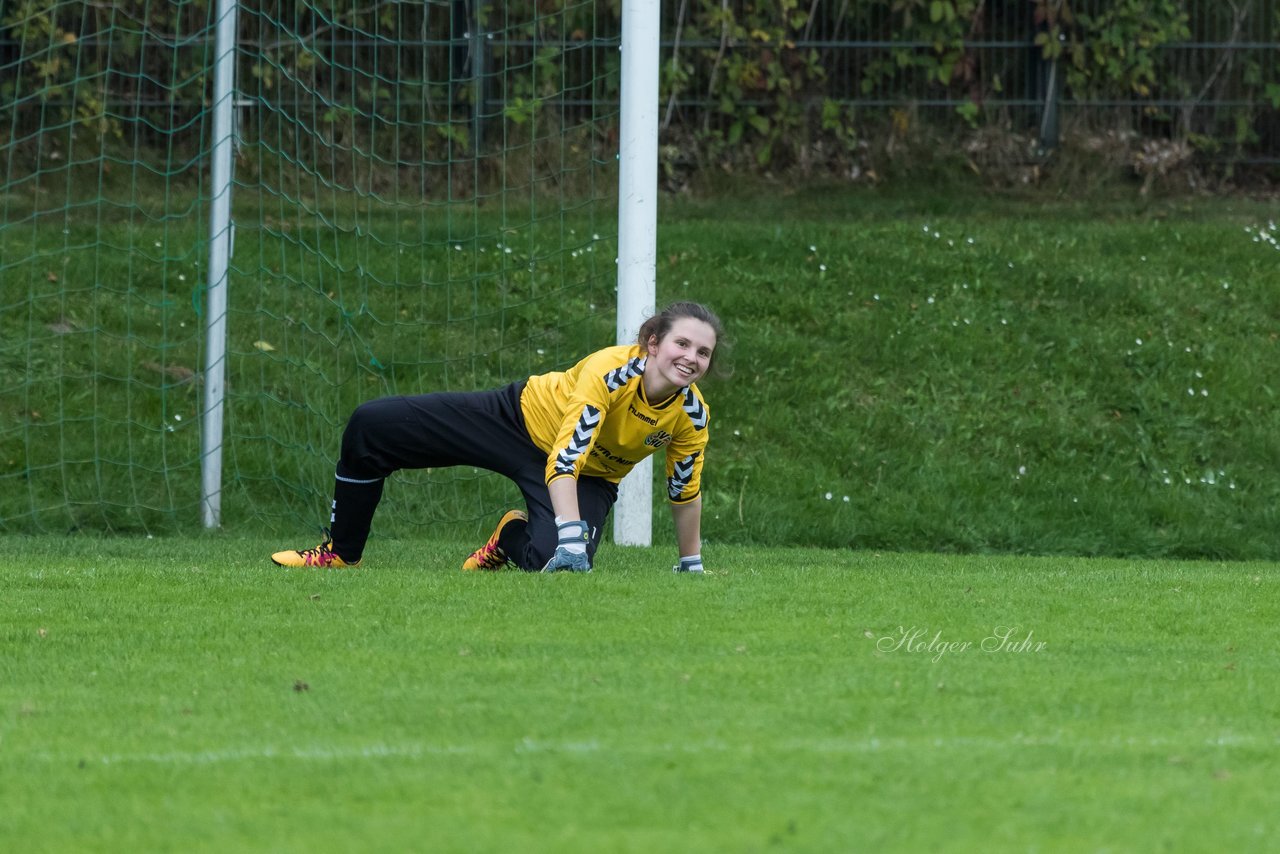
[520,344,709,504]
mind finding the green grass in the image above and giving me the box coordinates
[662,188,1280,558]
[4,536,1278,851]
[4,186,1280,558]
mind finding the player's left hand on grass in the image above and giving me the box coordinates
[673,554,704,574]
[542,519,592,573]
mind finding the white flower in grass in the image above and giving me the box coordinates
[1135,338,1143,346]
[843,495,850,503]
[809,244,817,252]
[824,492,833,500]
[819,264,827,272]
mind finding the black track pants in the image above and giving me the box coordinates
[331,382,618,569]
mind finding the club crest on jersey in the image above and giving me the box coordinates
[644,430,673,448]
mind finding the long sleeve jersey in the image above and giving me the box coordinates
[520,344,709,504]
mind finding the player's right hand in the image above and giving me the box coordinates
[542,520,591,573]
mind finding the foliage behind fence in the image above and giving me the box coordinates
[2,0,1278,187]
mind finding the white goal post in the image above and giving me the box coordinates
[612,0,660,548]
[200,0,238,529]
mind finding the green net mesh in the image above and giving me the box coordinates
[1,0,620,537]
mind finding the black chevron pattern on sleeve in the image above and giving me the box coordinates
[554,404,602,476]
[603,356,646,391]
[667,451,700,499]
[681,387,708,430]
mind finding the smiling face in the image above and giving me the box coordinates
[643,316,717,400]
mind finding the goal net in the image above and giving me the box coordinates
[0,0,620,538]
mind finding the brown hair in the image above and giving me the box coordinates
[636,301,732,381]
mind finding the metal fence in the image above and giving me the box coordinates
[671,0,1276,161]
[3,0,1277,165]
[460,0,1279,164]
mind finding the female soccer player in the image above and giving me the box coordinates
[271,301,724,574]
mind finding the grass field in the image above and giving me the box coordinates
[6,181,1280,849]
[4,535,1277,852]
[5,186,1280,558]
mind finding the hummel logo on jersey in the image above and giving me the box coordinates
[554,404,602,476]
[668,451,699,499]
[604,356,646,392]
[681,388,708,430]
[628,402,658,425]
